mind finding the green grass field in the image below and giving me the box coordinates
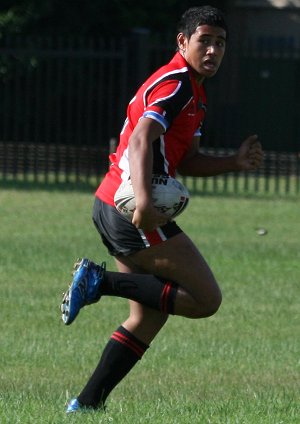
[0,185,299,423]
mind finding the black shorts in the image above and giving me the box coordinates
[92,197,183,256]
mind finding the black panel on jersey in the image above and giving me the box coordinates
[152,138,166,175]
[144,72,193,128]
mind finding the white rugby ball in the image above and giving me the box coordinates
[114,175,189,221]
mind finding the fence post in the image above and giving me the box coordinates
[109,137,117,154]
[128,28,151,90]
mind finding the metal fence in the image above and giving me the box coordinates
[0,33,299,194]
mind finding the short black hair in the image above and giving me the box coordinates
[177,5,228,39]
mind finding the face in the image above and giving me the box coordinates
[177,24,226,83]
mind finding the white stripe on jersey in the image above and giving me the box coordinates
[143,67,188,108]
[119,146,130,181]
[147,81,182,108]
[159,134,170,174]
[120,118,129,135]
[181,96,193,111]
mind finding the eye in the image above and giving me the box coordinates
[199,38,209,45]
[216,37,226,48]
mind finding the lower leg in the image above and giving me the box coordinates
[122,301,169,344]
[77,303,167,408]
[77,325,149,408]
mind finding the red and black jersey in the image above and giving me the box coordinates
[96,52,207,206]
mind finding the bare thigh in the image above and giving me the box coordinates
[132,232,221,308]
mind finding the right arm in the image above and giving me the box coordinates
[128,117,169,232]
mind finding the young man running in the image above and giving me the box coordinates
[61,5,263,413]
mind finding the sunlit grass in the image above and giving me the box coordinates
[0,186,299,423]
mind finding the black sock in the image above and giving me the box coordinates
[77,326,149,408]
[100,271,178,314]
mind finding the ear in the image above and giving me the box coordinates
[177,33,187,52]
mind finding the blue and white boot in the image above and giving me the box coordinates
[66,397,105,414]
[61,258,106,325]
[66,398,82,413]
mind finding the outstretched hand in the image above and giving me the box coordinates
[236,135,264,171]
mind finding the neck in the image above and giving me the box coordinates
[178,51,205,86]
[194,72,205,86]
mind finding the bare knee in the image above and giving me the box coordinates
[177,287,222,319]
[191,291,222,318]
[197,290,222,318]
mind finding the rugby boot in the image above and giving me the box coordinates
[66,398,105,414]
[61,258,106,325]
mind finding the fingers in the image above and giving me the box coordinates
[132,207,169,232]
[248,134,258,141]
[248,138,264,168]
[238,134,264,170]
[246,134,259,147]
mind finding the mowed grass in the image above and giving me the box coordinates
[0,185,299,423]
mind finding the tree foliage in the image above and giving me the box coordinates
[0,0,229,37]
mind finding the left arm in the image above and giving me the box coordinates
[177,134,264,177]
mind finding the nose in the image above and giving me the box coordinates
[207,44,216,55]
